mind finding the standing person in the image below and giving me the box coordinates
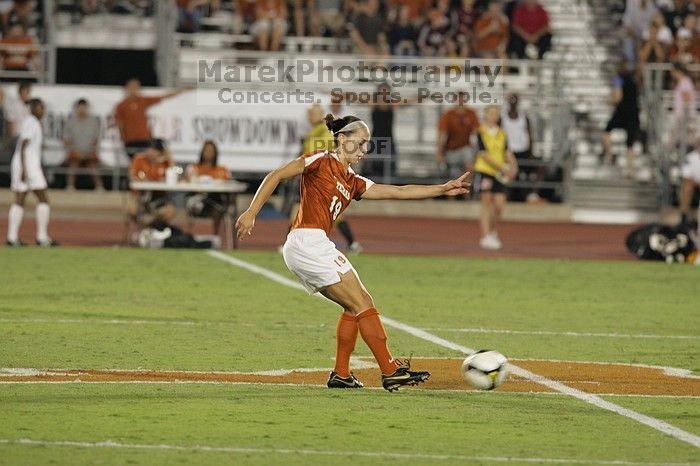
[502,93,545,202]
[63,98,103,191]
[473,105,518,251]
[6,99,58,247]
[185,140,231,235]
[236,114,471,391]
[436,91,480,178]
[5,80,31,139]
[671,63,697,155]
[601,63,641,177]
[114,78,187,160]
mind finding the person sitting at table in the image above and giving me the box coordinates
[128,139,177,228]
[184,140,231,235]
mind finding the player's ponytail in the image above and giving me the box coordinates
[325,115,368,150]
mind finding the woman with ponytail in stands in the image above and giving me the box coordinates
[235,113,471,392]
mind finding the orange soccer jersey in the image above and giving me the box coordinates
[291,151,373,236]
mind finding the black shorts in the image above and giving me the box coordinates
[605,111,640,148]
[473,172,506,194]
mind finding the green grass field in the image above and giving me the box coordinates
[1,248,699,465]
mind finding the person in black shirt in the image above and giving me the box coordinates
[601,64,641,178]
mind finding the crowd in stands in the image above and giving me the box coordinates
[176,0,553,59]
[0,0,41,74]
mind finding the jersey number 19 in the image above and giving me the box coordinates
[329,196,342,221]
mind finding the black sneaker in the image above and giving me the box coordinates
[327,371,364,388]
[36,238,60,247]
[382,359,430,392]
[5,239,25,247]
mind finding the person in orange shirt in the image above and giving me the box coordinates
[114,78,188,160]
[236,113,470,391]
[0,22,37,72]
[473,0,509,59]
[128,139,176,228]
[185,140,231,235]
[436,91,480,177]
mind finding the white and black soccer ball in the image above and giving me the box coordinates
[462,350,509,390]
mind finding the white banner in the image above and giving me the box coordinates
[4,84,316,172]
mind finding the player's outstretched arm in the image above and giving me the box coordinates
[235,157,306,239]
[362,172,471,200]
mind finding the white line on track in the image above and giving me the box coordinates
[425,327,700,340]
[206,250,700,449]
[0,438,696,465]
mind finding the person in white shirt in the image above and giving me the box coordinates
[680,143,700,261]
[5,81,31,138]
[6,98,58,247]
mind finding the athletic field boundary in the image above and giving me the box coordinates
[205,250,700,449]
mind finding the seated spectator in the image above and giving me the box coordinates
[63,98,103,191]
[0,22,37,72]
[669,27,698,66]
[128,139,176,228]
[388,0,428,28]
[176,0,209,33]
[233,0,256,34]
[473,0,509,59]
[639,16,671,66]
[2,0,34,33]
[662,0,692,35]
[389,5,418,56]
[622,0,659,65]
[307,0,346,37]
[251,0,288,52]
[417,2,456,57]
[510,0,552,59]
[185,140,231,235]
[349,0,389,56]
[454,0,478,57]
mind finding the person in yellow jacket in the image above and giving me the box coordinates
[473,105,519,250]
[281,103,363,253]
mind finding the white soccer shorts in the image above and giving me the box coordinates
[282,228,354,294]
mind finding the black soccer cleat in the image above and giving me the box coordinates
[381,359,430,392]
[5,239,26,247]
[327,371,364,388]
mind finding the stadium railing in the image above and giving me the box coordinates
[0,44,54,83]
[168,44,573,198]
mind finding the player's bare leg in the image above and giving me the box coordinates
[86,159,104,190]
[6,191,27,246]
[479,192,493,240]
[34,189,57,247]
[67,158,79,190]
[320,270,430,391]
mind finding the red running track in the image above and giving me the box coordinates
[0,216,635,261]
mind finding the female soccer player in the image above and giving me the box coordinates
[236,114,470,392]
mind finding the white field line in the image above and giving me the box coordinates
[0,438,696,466]
[206,250,700,449]
[0,378,698,400]
[425,327,700,340]
[2,318,696,341]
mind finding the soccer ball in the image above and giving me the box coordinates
[462,350,509,390]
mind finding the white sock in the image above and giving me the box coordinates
[7,204,24,242]
[36,203,50,242]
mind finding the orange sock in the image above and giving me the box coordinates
[356,308,398,375]
[334,312,358,378]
